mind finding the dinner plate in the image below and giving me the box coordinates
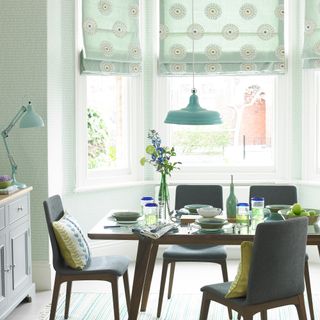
[197,228,224,234]
[116,220,140,224]
[112,210,141,222]
[265,204,291,213]
[196,217,228,229]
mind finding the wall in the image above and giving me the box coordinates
[0,0,49,290]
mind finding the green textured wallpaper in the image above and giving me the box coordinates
[0,0,48,261]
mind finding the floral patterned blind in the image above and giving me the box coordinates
[159,0,285,75]
[303,0,320,69]
[81,0,142,75]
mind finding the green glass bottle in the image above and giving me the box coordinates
[226,174,238,222]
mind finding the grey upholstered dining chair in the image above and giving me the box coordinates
[43,195,130,320]
[249,184,314,320]
[199,218,309,320]
[157,185,230,318]
[249,185,298,207]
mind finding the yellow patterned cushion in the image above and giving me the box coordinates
[53,212,91,270]
[225,241,253,298]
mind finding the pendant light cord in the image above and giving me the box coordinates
[192,0,195,92]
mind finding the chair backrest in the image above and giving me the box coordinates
[43,195,66,271]
[246,218,308,304]
[175,185,223,210]
[249,185,297,207]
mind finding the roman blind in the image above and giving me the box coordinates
[81,0,142,75]
[159,0,285,75]
[303,0,320,69]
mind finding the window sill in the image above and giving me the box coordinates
[74,180,156,193]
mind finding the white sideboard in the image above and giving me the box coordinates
[0,187,35,319]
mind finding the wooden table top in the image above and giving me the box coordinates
[88,215,320,245]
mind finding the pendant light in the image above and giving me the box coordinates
[164,0,222,125]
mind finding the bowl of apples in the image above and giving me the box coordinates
[279,203,320,225]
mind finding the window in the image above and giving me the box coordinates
[167,76,275,167]
[76,74,142,188]
[87,76,129,171]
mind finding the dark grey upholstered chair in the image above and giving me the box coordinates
[199,218,309,320]
[249,185,314,320]
[249,185,298,208]
[157,185,230,318]
[43,195,130,320]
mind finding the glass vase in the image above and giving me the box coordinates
[158,173,170,222]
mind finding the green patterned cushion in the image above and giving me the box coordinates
[53,212,91,270]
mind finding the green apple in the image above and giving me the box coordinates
[287,210,296,217]
[291,203,302,215]
[308,210,317,216]
[300,211,310,217]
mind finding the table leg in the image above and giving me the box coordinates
[140,243,159,311]
[128,237,152,320]
[317,245,320,258]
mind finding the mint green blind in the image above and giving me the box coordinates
[81,0,142,75]
[303,0,320,69]
[159,0,285,75]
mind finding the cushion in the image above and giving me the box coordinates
[225,241,253,298]
[53,212,91,270]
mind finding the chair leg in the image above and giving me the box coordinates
[111,278,120,320]
[304,261,315,320]
[64,281,72,319]
[220,261,232,319]
[50,275,62,320]
[199,292,211,320]
[261,310,268,320]
[157,260,169,318]
[295,293,307,320]
[123,271,131,313]
[237,314,241,320]
[167,261,175,299]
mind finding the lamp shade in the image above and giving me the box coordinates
[19,102,44,128]
[164,89,222,125]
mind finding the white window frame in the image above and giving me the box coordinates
[155,75,291,182]
[302,70,320,182]
[74,0,144,190]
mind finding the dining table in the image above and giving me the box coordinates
[88,215,320,320]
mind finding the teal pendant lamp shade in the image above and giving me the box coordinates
[164,89,222,125]
[20,103,44,128]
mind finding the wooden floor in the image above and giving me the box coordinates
[6,260,320,320]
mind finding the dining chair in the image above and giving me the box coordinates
[249,184,314,320]
[249,185,297,207]
[43,195,131,320]
[199,218,308,320]
[157,184,231,318]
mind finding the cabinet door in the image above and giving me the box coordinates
[9,221,30,296]
[0,232,8,315]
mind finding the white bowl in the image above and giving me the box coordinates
[197,207,222,218]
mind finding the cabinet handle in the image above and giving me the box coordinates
[4,267,10,272]
[17,206,23,211]
[11,264,16,268]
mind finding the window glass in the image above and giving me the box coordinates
[86,76,129,171]
[167,76,275,167]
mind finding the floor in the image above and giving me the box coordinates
[6,260,320,320]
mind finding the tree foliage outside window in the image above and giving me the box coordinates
[87,107,116,169]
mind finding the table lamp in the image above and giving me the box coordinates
[1,101,44,188]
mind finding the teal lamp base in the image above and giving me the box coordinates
[13,181,27,189]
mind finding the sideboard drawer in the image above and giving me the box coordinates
[8,196,28,225]
[0,206,5,230]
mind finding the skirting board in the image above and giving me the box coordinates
[32,261,52,291]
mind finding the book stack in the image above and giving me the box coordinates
[0,185,18,195]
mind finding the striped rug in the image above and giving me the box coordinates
[39,292,318,319]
